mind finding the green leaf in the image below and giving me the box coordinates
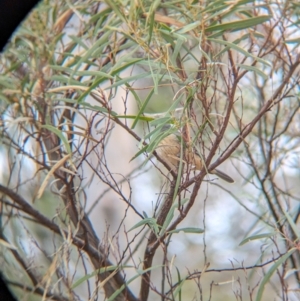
[146,123,177,153]
[147,0,161,44]
[77,58,143,103]
[237,64,268,80]
[203,0,257,22]
[69,35,89,50]
[149,117,173,127]
[168,227,204,234]
[110,58,143,76]
[107,265,162,301]
[131,86,155,129]
[107,72,152,89]
[129,144,148,162]
[202,1,228,15]
[104,0,127,22]
[80,102,118,116]
[125,80,143,107]
[255,248,296,301]
[49,75,85,86]
[74,70,114,79]
[0,93,10,104]
[115,115,154,122]
[128,217,159,234]
[0,76,18,89]
[175,21,201,34]
[130,120,174,162]
[89,7,112,23]
[70,30,112,79]
[147,12,155,45]
[209,37,271,66]
[173,270,188,300]
[160,198,189,235]
[206,15,271,33]
[215,31,265,57]
[284,211,300,239]
[284,38,300,44]
[175,267,183,301]
[166,93,185,114]
[72,265,125,288]
[171,37,185,64]
[41,124,71,154]
[192,120,208,145]
[239,232,275,246]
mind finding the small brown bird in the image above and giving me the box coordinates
[156,128,234,183]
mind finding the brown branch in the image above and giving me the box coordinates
[0,184,137,301]
[210,54,300,170]
[166,253,289,296]
[0,233,70,301]
[139,180,177,301]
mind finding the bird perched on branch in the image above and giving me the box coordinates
[155,125,234,183]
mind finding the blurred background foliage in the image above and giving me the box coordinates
[0,0,300,300]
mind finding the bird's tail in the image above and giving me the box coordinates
[210,169,234,183]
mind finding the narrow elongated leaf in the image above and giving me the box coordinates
[128,217,159,234]
[131,72,166,129]
[72,266,116,288]
[77,60,144,104]
[104,0,127,22]
[215,31,265,57]
[72,265,134,288]
[49,75,85,86]
[173,138,184,201]
[255,248,296,301]
[106,71,152,89]
[147,12,155,45]
[209,37,271,66]
[110,58,143,76]
[237,64,268,80]
[41,124,71,154]
[168,227,204,234]
[129,144,148,162]
[166,93,185,114]
[172,37,185,64]
[107,265,162,301]
[239,232,275,246]
[284,211,300,239]
[147,0,161,44]
[115,115,154,122]
[175,21,201,34]
[160,198,189,235]
[0,76,17,88]
[149,117,173,127]
[130,121,174,163]
[202,2,228,14]
[131,87,155,129]
[173,273,188,300]
[175,267,183,301]
[285,38,300,44]
[70,30,112,77]
[74,70,114,78]
[146,123,177,153]
[135,128,163,160]
[80,102,118,116]
[69,35,89,50]
[206,16,271,33]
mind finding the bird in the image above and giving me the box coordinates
[155,125,234,183]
